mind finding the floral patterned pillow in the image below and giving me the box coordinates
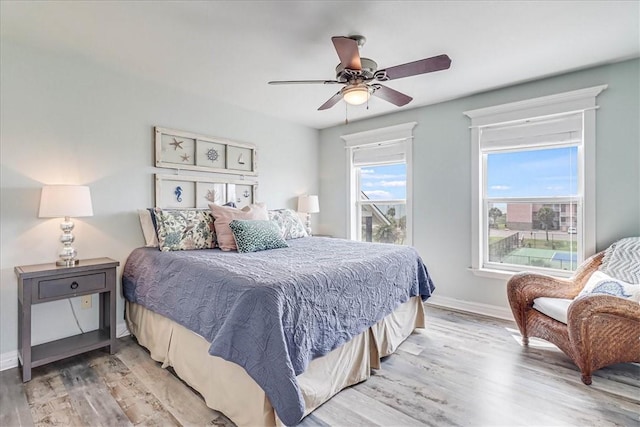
[154,208,215,251]
[268,208,309,240]
[229,220,289,253]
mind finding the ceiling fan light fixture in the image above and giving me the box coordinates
[342,84,370,106]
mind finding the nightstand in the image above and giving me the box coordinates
[15,257,119,382]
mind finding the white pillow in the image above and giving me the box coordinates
[578,270,640,302]
[137,209,159,247]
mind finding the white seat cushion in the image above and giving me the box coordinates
[532,297,573,324]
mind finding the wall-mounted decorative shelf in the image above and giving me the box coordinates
[155,127,257,176]
[155,174,257,210]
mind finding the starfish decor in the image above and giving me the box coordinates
[180,153,190,162]
[170,138,184,150]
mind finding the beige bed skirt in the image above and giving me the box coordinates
[125,296,425,426]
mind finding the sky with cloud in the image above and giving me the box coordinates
[360,164,406,200]
[358,146,576,201]
[486,146,578,198]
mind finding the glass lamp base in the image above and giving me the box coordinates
[57,220,78,267]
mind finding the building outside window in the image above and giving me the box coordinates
[342,123,416,246]
[357,163,407,244]
[485,144,580,271]
[465,85,606,277]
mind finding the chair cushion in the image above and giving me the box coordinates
[532,297,573,324]
[578,270,640,302]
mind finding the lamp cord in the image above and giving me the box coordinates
[68,299,85,334]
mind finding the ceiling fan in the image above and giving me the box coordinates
[268,35,451,111]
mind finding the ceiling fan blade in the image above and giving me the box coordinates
[377,54,451,81]
[318,91,343,110]
[372,85,413,107]
[268,80,342,85]
[331,36,362,70]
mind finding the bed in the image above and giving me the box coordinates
[122,236,434,426]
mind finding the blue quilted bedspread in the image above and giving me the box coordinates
[122,237,434,425]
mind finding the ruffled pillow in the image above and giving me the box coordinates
[209,203,269,251]
[229,220,289,253]
[578,270,640,302]
[268,209,309,239]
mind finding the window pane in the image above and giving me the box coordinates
[487,201,578,271]
[486,146,578,198]
[359,203,407,245]
[359,163,406,200]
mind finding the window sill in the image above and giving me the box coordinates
[468,267,516,280]
[468,267,573,281]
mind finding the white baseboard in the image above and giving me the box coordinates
[0,322,131,372]
[117,321,130,338]
[0,350,19,372]
[426,295,514,321]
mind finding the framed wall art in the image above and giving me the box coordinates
[155,174,258,210]
[155,127,257,176]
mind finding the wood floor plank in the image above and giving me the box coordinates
[115,340,232,426]
[298,391,378,427]
[330,388,424,426]
[57,356,132,426]
[87,351,180,426]
[23,365,85,426]
[0,368,34,427]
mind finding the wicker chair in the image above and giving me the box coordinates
[507,251,640,385]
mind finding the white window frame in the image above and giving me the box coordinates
[464,85,607,278]
[342,122,416,245]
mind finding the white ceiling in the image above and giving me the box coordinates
[2,1,639,129]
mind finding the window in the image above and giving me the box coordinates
[484,126,580,272]
[357,161,407,244]
[465,85,606,277]
[342,123,416,245]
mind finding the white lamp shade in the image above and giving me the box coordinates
[297,195,319,214]
[39,185,94,218]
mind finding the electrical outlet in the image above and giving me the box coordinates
[81,295,92,309]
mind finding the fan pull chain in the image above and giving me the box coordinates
[345,101,349,125]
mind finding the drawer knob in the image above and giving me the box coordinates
[70,281,79,290]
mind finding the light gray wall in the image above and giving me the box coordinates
[0,40,319,358]
[318,59,640,310]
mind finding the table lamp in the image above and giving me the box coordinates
[297,195,319,235]
[39,185,93,266]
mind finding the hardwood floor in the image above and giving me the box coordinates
[1,306,638,426]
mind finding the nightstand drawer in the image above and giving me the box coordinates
[38,272,106,300]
